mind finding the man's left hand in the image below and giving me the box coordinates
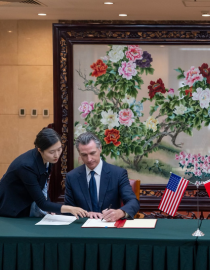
[102,209,124,222]
[89,212,103,219]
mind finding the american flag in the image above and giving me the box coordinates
[158,173,189,216]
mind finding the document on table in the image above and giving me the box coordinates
[35,214,76,225]
[82,219,115,228]
[82,218,157,228]
[123,219,157,228]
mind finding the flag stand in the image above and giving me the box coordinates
[192,182,204,237]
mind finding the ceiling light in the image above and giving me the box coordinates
[160,45,165,48]
[180,48,210,51]
[202,11,210,17]
[119,14,127,16]
[38,13,46,16]
[104,2,113,4]
[8,31,12,33]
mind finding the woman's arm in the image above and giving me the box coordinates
[17,165,88,218]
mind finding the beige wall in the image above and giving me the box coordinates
[0,20,58,178]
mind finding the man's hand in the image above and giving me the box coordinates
[102,209,125,222]
[89,212,103,219]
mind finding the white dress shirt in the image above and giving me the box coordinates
[86,159,103,202]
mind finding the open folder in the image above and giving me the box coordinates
[82,219,157,228]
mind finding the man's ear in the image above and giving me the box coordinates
[37,148,42,154]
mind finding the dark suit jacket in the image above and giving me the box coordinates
[0,148,61,217]
[64,161,140,219]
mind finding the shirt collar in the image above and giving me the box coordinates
[86,159,103,176]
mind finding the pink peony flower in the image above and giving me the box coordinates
[118,61,137,80]
[192,87,210,109]
[193,154,198,159]
[78,101,94,119]
[125,45,143,61]
[168,88,175,96]
[119,108,135,127]
[184,66,203,87]
[197,153,201,157]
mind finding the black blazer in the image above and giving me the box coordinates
[0,148,61,217]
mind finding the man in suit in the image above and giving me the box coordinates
[64,132,140,222]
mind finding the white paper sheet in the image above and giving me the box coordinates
[123,219,157,228]
[35,214,76,225]
[82,218,115,228]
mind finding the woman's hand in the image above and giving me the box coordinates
[61,205,89,219]
[70,207,89,219]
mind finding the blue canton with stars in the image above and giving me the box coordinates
[166,173,181,192]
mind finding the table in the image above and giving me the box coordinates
[196,220,210,269]
[0,217,199,270]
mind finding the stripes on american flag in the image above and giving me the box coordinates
[158,173,189,216]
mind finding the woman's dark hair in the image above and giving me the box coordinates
[34,128,61,151]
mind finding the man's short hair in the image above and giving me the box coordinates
[75,132,101,152]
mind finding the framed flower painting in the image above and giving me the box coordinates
[73,44,210,183]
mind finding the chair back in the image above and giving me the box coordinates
[129,179,140,200]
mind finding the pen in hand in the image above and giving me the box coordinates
[101,204,112,221]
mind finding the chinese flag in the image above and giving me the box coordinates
[203,180,210,197]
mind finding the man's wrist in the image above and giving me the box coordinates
[123,211,129,218]
[124,212,129,218]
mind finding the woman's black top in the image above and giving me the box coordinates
[0,148,61,217]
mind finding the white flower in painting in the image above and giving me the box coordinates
[100,109,119,129]
[74,124,86,138]
[108,50,124,63]
[112,45,127,51]
[174,104,187,115]
[122,94,135,106]
[108,45,126,63]
[192,87,210,109]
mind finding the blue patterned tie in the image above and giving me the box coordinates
[89,171,99,212]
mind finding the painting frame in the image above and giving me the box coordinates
[52,23,210,218]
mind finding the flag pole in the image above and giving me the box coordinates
[169,172,204,236]
[192,181,204,237]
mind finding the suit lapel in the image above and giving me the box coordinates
[99,162,111,211]
[78,165,92,211]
